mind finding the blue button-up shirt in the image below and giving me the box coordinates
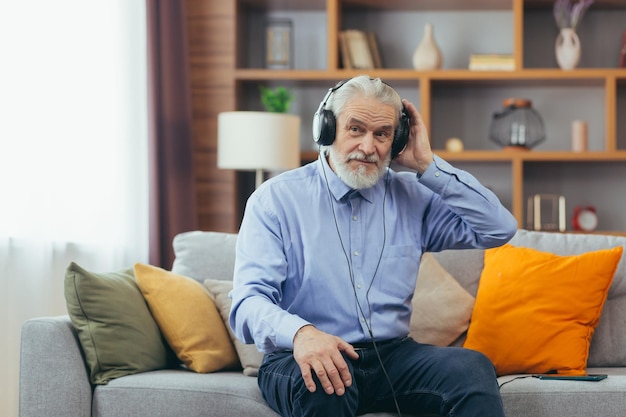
[230,153,517,354]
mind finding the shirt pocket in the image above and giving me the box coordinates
[376,245,420,299]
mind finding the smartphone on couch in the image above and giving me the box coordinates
[533,374,607,381]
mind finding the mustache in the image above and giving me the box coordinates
[345,152,379,163]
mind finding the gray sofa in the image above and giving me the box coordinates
[20,229,626,417]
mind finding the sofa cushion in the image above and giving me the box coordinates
[64,262,170,385]
[91,366,626,417]
[92,370,279,417]
[174,231,473,350]
[171,231,238,283]
[500,367,626,417]
[410,253,475,346]
[203,278,265,376]
[92,369,416,417]
[134,263,239,373]
[464,244,623,376]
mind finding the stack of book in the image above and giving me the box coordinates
[468,54,515,71]
[339,30,382,70]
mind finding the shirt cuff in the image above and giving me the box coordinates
[276,315,311,350]
[418,154,481,194]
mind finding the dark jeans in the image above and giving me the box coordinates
[257,337,505,417]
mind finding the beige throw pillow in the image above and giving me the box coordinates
[203,278,265,376]
[409,253,475,346]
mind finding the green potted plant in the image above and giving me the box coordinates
[259,85,293,113]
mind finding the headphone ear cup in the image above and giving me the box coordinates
[391,110,410,159]
[312,109,323,144]
[316,109,336,146]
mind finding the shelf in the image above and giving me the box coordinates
[239,0,325,11]
[302,150,320,162]
[235,70,343,81]
[242,0,625,12]
[437,150,626,162]
[227,0,626,233]
[236,69,626,82]
[302,150,626,164]
[429,69,626,82]
[342,0,512,11]
[523,230,626,237]
[525,0,626,9]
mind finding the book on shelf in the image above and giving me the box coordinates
[338,31,353,69]
[468,53,515,71]
[367,32,382,69]
[619,30,626,68]
[339,30,382,70]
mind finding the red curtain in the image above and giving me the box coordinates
[146,0,198,268]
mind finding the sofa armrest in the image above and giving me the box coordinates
[20,316,92,417]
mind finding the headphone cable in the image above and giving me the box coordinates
[320,152,402,417]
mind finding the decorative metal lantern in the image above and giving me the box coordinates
[489,98,545,150]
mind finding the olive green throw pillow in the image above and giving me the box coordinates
[64,262,169,385]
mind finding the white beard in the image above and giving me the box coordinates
[327,146,390,190]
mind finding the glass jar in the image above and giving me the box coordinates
[489,98,545,150]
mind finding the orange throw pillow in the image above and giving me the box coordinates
[464,244,623,376]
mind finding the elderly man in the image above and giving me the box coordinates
[230,75,517,417]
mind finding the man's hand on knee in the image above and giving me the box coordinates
[293,325,359,396]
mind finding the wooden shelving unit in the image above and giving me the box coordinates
[222,0,626,232]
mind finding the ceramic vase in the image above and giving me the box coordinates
[555,28,581,70]
[412,22,443,71]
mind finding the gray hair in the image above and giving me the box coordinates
[326,75,403,121]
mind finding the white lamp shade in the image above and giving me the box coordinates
[217,111,301,171]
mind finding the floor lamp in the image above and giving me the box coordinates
[217,111,301,188]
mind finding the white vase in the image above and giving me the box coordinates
[555,28,581,70]
[412,23,443,71]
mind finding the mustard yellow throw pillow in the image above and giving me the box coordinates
[134,263,239,373]
[464,244,623,376]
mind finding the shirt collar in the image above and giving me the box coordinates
[316,151,377,204]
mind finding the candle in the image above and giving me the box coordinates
[572,120,588,152]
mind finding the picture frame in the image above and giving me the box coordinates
[526,194,566,232]
[265,18,293,70]
[338,30,382,70]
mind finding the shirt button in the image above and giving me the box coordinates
[435,172,440,177]
[354,251,359,256]
[353,216,358,221]
[357,284,362,289]
[361,318,366,323]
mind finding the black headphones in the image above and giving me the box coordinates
[312,79,410,159]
